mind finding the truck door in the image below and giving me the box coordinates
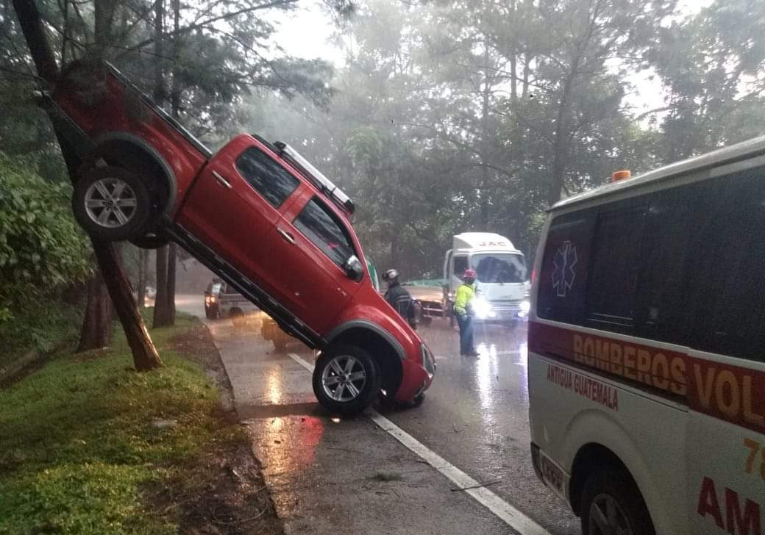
[452,255,469,294]
[177,136,300,296]
[257,192,359,333]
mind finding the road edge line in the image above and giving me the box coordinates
[286,352,552,535]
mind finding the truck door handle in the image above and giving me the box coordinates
[277,228,296,244]
[212,170,232,189]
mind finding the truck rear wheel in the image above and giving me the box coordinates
[313,344,380,415]
[72,166,152,241]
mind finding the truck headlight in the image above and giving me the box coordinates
[473,297,494,319]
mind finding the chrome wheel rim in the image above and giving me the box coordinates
[589,493,633,535]
[84,177,138,228]
[321,355,367,402]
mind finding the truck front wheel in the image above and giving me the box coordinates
[72,166,152,241]
[312,344,381,415]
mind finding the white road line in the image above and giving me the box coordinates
[287,352,552,535]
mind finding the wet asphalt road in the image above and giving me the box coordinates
[175,295,580,534]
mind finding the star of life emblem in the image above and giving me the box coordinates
[552,241,577,297]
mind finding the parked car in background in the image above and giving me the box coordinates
[204,278,257,321]
[50,62,434,414]
[400,280,446,327]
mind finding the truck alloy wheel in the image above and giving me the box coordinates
[312,344,380,415]
[72,166,151,241]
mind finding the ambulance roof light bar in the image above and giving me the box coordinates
[274,141,355,215]
[612,169,631,182]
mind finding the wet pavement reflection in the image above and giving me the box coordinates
[176,295,578,534]
[378,321,580,535]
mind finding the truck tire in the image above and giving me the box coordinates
[313,344,381,415]
[581,465,655,535]
[72,166,152,242]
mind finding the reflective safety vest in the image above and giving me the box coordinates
[453,283,476,315]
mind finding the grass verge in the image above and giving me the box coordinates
[0,312,281,535]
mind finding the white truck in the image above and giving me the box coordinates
[443,232,530,327]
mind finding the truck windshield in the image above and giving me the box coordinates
[471,253,527,284]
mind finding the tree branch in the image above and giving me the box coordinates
[116,0,298,60]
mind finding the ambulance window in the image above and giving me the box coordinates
[686,170,765,362]
[585,204,647,333]
[454,256,468,278]
[537,211,594,324]
[635,187,704,345]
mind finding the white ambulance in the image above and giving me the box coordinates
[443,232,530,326]
[529,137,765,535]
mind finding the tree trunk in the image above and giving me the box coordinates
[137,248,147,308]
[76,267,112,351]
[150,0,175,327]
[479,43,491,229]
[153,244,172,327]
[161,0,180,326]
[547,70,576,206]
[12,0,163,371]
[166,242,177,324]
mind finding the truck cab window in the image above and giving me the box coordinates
[471,254,526,283]
[294,197,356,270]
[453,256,468,277]
[236,147,299,208]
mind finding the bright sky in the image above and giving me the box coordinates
[271,0,716,118]
[270,2,343,66]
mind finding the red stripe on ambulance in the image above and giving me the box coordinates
[530,321,765,433]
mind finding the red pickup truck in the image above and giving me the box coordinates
[45,61,435,414]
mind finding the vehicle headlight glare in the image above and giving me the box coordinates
[473,297,493,319]
[520,300,531,314]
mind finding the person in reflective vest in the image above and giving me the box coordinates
[382,269,417,329]
[453,269,478,356]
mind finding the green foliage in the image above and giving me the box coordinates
[0,315,243,535]
[0,153,92,321]
[0,299,82,368]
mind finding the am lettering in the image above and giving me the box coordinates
[697,476,762,535]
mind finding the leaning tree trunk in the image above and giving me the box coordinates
[12,0,163,370]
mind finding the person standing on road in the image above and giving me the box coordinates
[382,269,417,329]
[453,269,479,357]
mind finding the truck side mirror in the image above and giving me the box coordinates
[343,255,364,282]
